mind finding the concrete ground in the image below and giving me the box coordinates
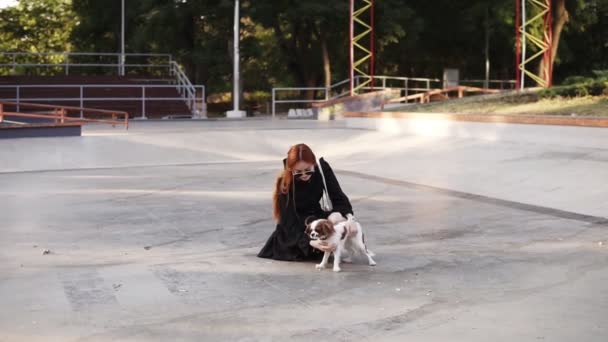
[1,120,607,342]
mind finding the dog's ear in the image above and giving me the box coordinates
[319,220,335,237]
[304,216,316,226]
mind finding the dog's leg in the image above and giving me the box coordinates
[354,235,376,266]
[316,251,330,270]
[332,247,342,272]
[341,251,353,263]
[341,241,353,263]
[364,250,376,266]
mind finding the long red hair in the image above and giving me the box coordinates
[273,143,317,221]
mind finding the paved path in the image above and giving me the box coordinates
[1,120,606,341]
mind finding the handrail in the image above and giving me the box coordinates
[0,52,173,76]
[380,85,501,109]
[0,83,206,119]
[169,61,198,113]
[0,52,171,57]
[0,101,129,129]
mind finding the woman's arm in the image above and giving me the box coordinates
[319,158,353,217]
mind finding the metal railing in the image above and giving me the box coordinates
[0,84,205,119]
[380,85,502,109]
[0,52,173,75]
[271,75,517,116]
[0,101,129,129]
[459,79,517,90]
[168,61,200,113]
[271,75,442,117]
[0,52,205,117]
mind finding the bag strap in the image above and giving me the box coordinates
[317,158,333,211]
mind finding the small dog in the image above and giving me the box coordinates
[305,215,376,272]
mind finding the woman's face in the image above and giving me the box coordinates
[292,161,315,182]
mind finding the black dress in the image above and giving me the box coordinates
[257,158,354,261]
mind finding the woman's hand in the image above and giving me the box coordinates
[310,240,337,252]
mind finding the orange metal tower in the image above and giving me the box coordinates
[349,0,374,96]
[515,0,553,89]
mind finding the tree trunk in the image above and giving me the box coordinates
[538,0,569,84]
[304,76,317,101]
[321,32,331,90]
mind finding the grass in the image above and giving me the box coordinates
[387,94,608,117]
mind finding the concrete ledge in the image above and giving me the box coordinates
[0,123,82,139]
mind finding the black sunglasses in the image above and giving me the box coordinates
[292,166,315,176]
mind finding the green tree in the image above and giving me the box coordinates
[250,0,414,97]
[551,0,608,82]
[0,0,77,74]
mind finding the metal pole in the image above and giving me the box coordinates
[545,0,553,87]
[520,0,526,89]
[16,86,20,112]
[141,87,146,119]
[120,0,125,76]
[202,85,207,117]
[232,0,240,112]
[349,0,354,96]
[272,88,275,118]
[515,0,521,89]
[79,86,83,118]
[370,0,374,91]
[484,6,490,89]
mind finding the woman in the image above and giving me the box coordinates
[258,143,356,261]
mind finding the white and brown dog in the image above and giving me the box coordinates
[305,213,376,272]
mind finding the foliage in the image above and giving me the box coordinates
[0,0,77,75]
[540,70,608,98]
[0,0,606,98]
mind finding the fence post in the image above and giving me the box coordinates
[382,78,386,89]
[405,78,409,98]
[272,89,275,118]
[141,87,146,119]
[0,103,4,123]
[325,86,329,101]
[60,108,66,124]
[79,86,84,118]
[426,79,430,91]
[65,54,69,75]
[16,86,20,112]
[201,85,207,117]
